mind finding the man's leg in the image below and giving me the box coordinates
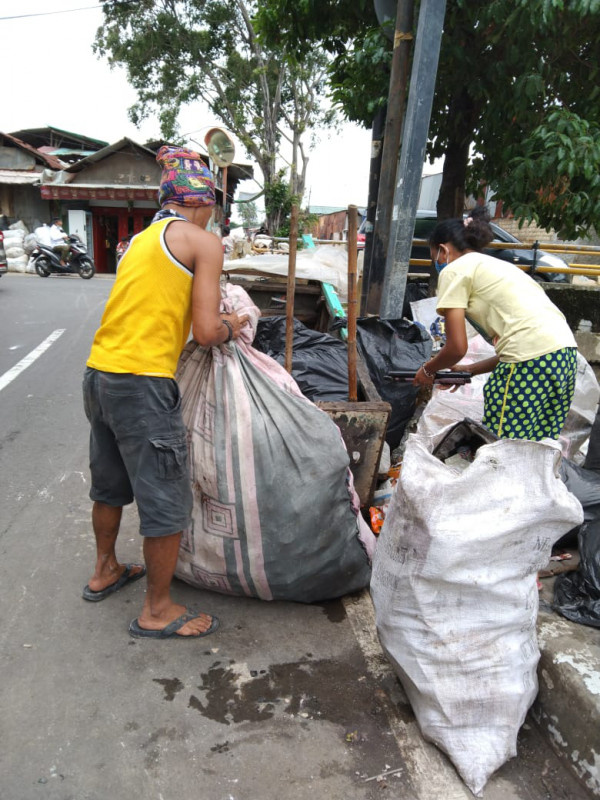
[135,532,215,637]
[86,501,144,592]
[53,244,69,265]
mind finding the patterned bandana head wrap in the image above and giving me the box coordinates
[157,145,216,208]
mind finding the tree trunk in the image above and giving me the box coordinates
[436,89,476,220]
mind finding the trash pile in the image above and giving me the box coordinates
[554,403,600,627]
[367,472,396,534]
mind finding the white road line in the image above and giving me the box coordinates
[0,329,66,392]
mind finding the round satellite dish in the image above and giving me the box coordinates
[204,128,236,167]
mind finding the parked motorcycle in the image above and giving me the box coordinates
[32,234,95,279]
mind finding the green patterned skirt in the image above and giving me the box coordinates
[483,347,577,440]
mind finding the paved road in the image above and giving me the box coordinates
[0,273,591,800]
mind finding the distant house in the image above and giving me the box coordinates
[309,205,366,241]
[2,125,254,273]
[10,126,108,165]
[40,138,162,273]
[0,132,63,229]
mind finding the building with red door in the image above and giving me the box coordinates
[39,137,252,273]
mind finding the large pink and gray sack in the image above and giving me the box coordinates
[175,283,375,603]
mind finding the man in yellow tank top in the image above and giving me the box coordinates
[82,146,249,639]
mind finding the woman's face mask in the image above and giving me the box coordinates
[434,246,448,273]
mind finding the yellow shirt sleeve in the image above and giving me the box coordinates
[436,266,472,313]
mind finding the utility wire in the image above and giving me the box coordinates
[0,4,104,21]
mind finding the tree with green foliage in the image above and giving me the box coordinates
[264,170,294,235]
[238,199,259,230]
[95,0,335,232]
[257,0,600,238]
[430,0,600,238]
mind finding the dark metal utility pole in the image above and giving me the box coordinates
[362,0,414,316]
[360,105,385,311]
[347,205,359,402]
[380,0,446,320]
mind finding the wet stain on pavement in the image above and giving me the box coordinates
[189,658,392,730]
[153,677,184,701]
[318,599,347,623]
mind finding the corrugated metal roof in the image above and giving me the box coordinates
[0,169,41,185]
[0,132,64,170]
[9,126,108,151]
[39,147,97,157]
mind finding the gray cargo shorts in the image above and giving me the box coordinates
[82,367,192,537]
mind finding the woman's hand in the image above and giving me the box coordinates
[413,364,436,388]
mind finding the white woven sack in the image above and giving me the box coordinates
[3,229,25,243]
[7,256,28,272]
[9,220,28,233]
[6,246,25,259]
[371,429,583,796]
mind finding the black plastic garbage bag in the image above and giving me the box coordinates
[584,402,600,471]
[555,459,600,548]
[403,281,430,320]
[253,316,348,402]
[554,518,600,628]
[356,317,432,450]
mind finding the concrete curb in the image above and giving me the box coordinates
[533,601,600,797]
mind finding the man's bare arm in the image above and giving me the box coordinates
[165,221,248,346]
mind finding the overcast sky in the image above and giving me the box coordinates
[1,0,379,210]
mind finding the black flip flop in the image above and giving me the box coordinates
[128,610,220,639]
[82,564,146,602]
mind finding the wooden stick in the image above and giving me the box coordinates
[347,204,358,401]
[284,204,300,373]
[363,766,404,783]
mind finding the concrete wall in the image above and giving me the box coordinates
[70,151,160,187]
[0,184,52,231]
[494,217,559,243]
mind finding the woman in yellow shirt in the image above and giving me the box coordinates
[413,207,577,440]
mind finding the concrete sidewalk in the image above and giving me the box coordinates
[534,564,600,797]
[0,470,595,800]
